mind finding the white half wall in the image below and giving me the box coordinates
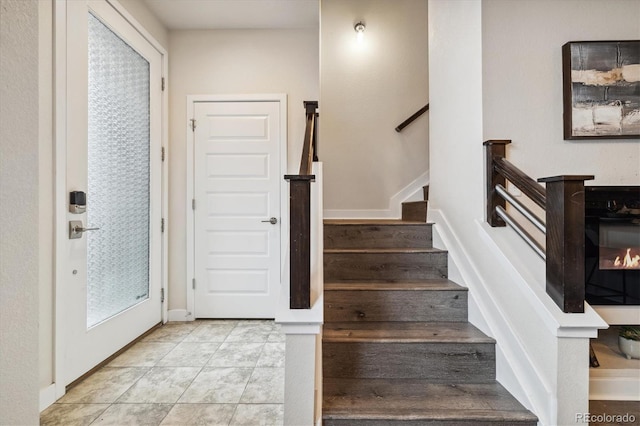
[0,0,41,423]
[320,0,429,212]
[168,28,319,311]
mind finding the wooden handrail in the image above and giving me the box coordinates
[299,101,318,175]
[395,103,429,132]
[484,139,594,313]
[284,101,319,309]
[494,157,546,209]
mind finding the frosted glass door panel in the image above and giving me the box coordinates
[87,12,150,328]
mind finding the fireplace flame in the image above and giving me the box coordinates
[613,248,640,269]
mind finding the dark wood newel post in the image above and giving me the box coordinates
[483,140,512,227]
[284,175,314,309]
[538,175,594,313]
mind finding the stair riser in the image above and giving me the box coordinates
[323,342,495,382]
[323,420,537,426]
[402,201,428,222]
[324,252,447,281]
[325,290,467,322]
[324,224,433,249]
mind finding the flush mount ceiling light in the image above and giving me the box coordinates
[354,22,365,33]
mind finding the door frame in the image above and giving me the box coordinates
[53,0,168,400]
[186,94,288,320]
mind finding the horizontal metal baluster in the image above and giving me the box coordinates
[495,206,546,260]
[495,184,546,233]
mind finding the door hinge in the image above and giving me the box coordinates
[192,199,196,210]
[161,218,165,233]
[161,146,165,162]
[192,278,196,290]
[190,118,197,131]
[160,288,165,303]
[161,77,165,91]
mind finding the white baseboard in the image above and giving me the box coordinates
[590,374,640,401]
[324,171,428,219]
[40,383,57,412]
[167,309,192,322]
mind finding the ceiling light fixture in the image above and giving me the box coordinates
[354,21,365,42]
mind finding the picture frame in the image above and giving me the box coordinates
[562,40,640,140]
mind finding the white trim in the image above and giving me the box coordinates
[281,322,323,335]
[39,384,57,412]
[186,94,288,320]
[53,0,68,400]
[167,309,190,322]
[323,170,429,219]
[592,306,640,325]
[105,0,166,55]
[590,373,640,401]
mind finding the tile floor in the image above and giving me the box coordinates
[40,320,285,426]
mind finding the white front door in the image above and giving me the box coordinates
[193,100,282,318]
[61,0,163,385]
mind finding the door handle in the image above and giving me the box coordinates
[69,220,100,239]
[261,217,278,225]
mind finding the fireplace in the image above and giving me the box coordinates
[585,186,640,305]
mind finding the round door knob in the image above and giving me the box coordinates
[261,217,278,225]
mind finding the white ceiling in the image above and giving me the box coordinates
[143,0,319,30]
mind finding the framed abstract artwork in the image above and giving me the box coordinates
[562,40,640,140]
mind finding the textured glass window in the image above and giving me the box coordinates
[87,13,150,328]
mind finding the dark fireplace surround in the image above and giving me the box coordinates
[585,186,640,305]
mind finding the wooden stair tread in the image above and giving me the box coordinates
[324,248,445,254]
[324,322,495,343]
[323,379,537,423]
[324,279,467,291]
[324,219,433,225]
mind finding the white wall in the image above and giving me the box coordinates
[168,29,319,310]
[320,0,429,212]
[0,0,41,423]
[482,0,640,186]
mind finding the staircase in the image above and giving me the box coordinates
[322,187,537,425]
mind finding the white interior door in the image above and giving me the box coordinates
[193,100,282,318]
[62,0,163,385]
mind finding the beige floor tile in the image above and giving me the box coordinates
[207,342,264,367]
[116,367,201,403]
[159,403,236,426]
[256,343,285,368]
[89,403,172,425]
[58,367,148,404]
[225,324,272,343]
[240,368,284,404]
[183,323,236,343]
[108,342,176,367]
[40,403,108,426]
[229,404,283,426]
[178,367,252,403]
[267,331,285,343]
[157,342,221,367]
[142,323,199,343]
